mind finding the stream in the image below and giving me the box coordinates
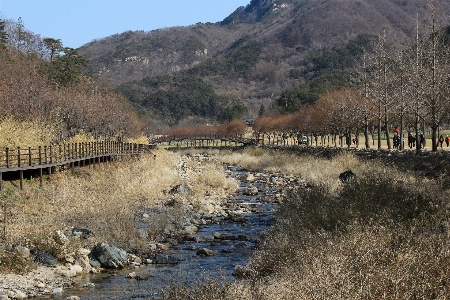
[58,166,279,299]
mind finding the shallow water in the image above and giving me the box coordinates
[58,167,278,299]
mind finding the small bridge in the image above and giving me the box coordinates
[150,135,256,147]
[0,141,153,191]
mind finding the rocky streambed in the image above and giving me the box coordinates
[0,155,304,299]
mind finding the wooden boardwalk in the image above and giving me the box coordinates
[0,141,153,191]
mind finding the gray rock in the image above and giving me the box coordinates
[90,243,128,269]
[196,248,217,257]
[14,246,30,258]
[89,259,101,268]
[34,251,57,267]
[212,231,223,239]
[243,184,259,196]
[154,253,178,264]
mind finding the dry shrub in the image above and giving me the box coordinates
[0,117,56,148]
[66,129,96,143]
[246,157,450,299]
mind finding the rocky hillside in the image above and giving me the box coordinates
[78,0,450,125]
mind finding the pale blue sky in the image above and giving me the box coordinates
[0,0,250,49]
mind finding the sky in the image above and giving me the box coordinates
[0,0,251,49]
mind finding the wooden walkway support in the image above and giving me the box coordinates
[0,141,153,191]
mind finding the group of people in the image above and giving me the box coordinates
[406,132,450,149]
[407,133,424,149]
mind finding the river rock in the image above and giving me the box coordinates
[212,231,223,239]
[12,289,27,299]
[196,248,217,257]
[34,251,57,267]
[72,228,94,239]
[182,225,199,235]
[55,230,69,245]
[154,253,178,265]
[243,184,258,196]
[90,243,128,269]
[66,296,81,300]
[14,246,30,258]
[246,173,255,181]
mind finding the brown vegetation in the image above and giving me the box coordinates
[154,148,450,299]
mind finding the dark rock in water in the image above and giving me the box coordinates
[169,183,193,196]
[72,228,94,238]
[154,253,178,264]
[339,170,356,183]
[90,243,128,269]
[34,251,57,266]
[196,248,218,257]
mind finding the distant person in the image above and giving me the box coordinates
[393,133,399,149]
[446,135,449,147]
[419,133,425,149]
[439,135,444,148]
[408,133,414,149]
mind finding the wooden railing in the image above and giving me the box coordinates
[0,142,149,170]
[0,142,152,191]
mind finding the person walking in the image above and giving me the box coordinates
[445,135,449,147]
[439,135,444,148]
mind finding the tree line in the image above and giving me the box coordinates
[0,17,152,142]
[254,13,450,152]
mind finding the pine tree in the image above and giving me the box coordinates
[0,19,7,49]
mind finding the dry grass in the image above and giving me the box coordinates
[156,148,450,299]
[0,149,237,265]
[0,117,57,148]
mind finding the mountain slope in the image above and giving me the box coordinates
[79,0,450,125]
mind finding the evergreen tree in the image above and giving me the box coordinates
[258,103,265,116]
[43,38,63,61]
[0,19,7,49]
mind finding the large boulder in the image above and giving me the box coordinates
[90,243,128,269]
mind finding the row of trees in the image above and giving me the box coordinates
[0,18,152,142]
[254,2,450,152]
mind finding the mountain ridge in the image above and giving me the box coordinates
[78,0,450,126]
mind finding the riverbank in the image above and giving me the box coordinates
[2,146,449,299]
[0,151,242,298]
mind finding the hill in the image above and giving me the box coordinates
[78,0,450,126]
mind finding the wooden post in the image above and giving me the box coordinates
[38,146,42,165]
[17,147,21,167]
[0,172,2,192]
[28,147,32,166]
[43,146,47,164]
[39,168,43,187]
[19,170,23,190]
[49,145,53,164]
[5,148,9,168]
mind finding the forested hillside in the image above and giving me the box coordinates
[78,0,450,126]
[0,18,151,146]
